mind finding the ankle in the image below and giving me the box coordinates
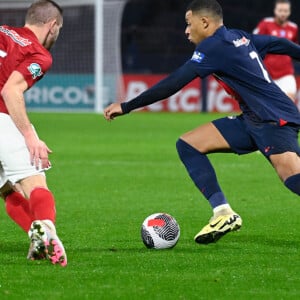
[41,219,56,232]
[213,204,234,217]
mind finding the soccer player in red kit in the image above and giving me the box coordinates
[0,0,66,266]
[253,0,298,101]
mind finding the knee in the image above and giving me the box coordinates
[0,181,15,200]
[176,138,201,159]
[176,138,183,151]
[284,174,300,196]
[176,138,188,157]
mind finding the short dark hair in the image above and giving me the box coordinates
[274,0,291,6]
[186,0,223,20]
[25,0,63,25]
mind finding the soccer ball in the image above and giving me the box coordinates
[141,213,180,249]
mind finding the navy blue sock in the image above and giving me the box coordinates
[176,138,228,208]
[284,174,300,196]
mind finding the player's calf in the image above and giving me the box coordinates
[176,138,228,207]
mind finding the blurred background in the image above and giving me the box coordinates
[122,0,300,73]
[1,0,300,112]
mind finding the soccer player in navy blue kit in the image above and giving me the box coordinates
[104,0,300,244]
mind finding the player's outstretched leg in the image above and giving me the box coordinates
[28,220,67,266]
[5,191,33,232]
[176,138,242,243]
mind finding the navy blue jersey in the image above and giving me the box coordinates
[121,26,300,125]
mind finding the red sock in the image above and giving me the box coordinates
[29,188,56,223]
[5,191,33,232]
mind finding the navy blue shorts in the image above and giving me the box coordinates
[212,115,300,158]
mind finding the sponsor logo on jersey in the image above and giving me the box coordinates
[0,26,32,47]
[233,36,250,47]
[191,51,205,63]
[27,63,43,79]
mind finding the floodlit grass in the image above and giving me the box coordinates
[0,112,299,299]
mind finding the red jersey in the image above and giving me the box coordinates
[0,25,52,114]
[253,17,298,79]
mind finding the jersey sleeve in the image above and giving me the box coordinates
[15,52,52,89]
[120,44,220,114]
[188,48,218,78]
[121,61,198,114]
[251,33,300,60]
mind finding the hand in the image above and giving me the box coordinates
[104,103,124,121]
[24,134,52,169]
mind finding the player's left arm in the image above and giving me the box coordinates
[1,70,52,169]
[251,34,300,60]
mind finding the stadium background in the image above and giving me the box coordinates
[1,0,300,111]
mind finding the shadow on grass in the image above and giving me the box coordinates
[233,234,300,248]
[1,234,298,259]
[65,234,300,254]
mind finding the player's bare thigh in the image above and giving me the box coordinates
[0,176,48,199]
[19,174,48,198]
[270,152,300,182]
[179,122,231,153]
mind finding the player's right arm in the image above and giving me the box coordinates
[104,61,198,120]
[1,70,51,169]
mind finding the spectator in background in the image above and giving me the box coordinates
[253,0,298,101]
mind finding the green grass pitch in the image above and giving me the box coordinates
[0,112,299,299]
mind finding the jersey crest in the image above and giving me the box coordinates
[27,63,43,79]
[191,51,205,63]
